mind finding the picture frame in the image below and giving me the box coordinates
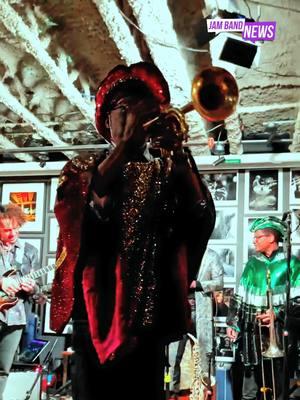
[214,317,235,362]
[207,244,236,282]
[291,208,300,244]
[17,237,43,282]
[245,170,283,214]
[49,177,59,211]
[243,217,257,263]
[44,257,56,291]
[42,302,73,335]
[223,286,235,302]
[18,237,42,257]
[42,254,70,335]
[209,207,237,243]
[203,171,238,206]
[1,182,45,232]
[290,170,300,205]
[292,245,300,259]
[213,286,235,316]
[48,217,59,253]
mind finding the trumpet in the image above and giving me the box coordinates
[143,66,239,149]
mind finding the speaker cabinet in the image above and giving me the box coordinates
[4,370,41,400]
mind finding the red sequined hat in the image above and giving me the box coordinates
[95,62,170,140]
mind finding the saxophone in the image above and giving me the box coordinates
[188,334,215,400]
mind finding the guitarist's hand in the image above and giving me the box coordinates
[20,278,36,294]
[1,276,21,296]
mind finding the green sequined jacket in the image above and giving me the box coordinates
[227,249,300,366]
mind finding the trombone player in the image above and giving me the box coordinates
[227,216,300,400]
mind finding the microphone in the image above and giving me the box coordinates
[282,211,290,222]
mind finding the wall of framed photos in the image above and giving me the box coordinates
[0,157,299,343]
[203,167,300,297]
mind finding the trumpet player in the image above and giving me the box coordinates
[49,62,216,400]
[227,216,300,400]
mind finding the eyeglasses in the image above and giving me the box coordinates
[253,234,269,241]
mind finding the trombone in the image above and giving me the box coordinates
[143,66,239,149]
[258,269,284,400]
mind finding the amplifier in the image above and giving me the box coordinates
[4,369,41,400]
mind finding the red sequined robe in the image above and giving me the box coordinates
[50,153,215,364]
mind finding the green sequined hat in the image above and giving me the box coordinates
[250,216,287,240]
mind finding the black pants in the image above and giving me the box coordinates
[242,359,283,400]
[172,335,188,394]
[71,321,166,400]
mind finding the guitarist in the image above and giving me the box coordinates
[0,203,40,400]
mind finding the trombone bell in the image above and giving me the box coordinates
[262,343,284,358]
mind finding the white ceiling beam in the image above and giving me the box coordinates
[0,133,33,162]
[238,102,300,113]
[127,0,191,106]
[93,0,141,65]
[0,81,75,158]
[289,107,300,152]
[0,0,94,124]
[127,0,207,152]
[0,120,91,129]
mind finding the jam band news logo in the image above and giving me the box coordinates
[207,19,276,42]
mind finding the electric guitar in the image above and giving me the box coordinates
[0,264,55,312]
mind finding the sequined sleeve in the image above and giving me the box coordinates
[226,293,243,332]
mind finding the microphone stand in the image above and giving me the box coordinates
[282,212,292,400]
[206,292,216,400]
[24,338,58,400]
[164,344,171,400]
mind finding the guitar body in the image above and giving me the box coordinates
[0,269,19,312]
[0,264,55,313]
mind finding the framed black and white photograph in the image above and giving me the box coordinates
[49,177,59,211]
[210,208,237,243]
[17,237,43,279]
[243,217,256,262]
[18,237,42,257]
[214,317,235,362]
[245,170,283,213]
[223,286,235,304]
[291,208,300,244]
[208,244,236,282]
[290,170,300,205]
[1,182,45,232]
[48,217,59,253]
[43,257,56,295]
[292,245,300,259]
[203,171,238,206]
[213,287,235,317]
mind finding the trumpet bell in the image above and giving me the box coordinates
[192,66,239,122]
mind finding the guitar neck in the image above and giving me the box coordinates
[21,264,55,282]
